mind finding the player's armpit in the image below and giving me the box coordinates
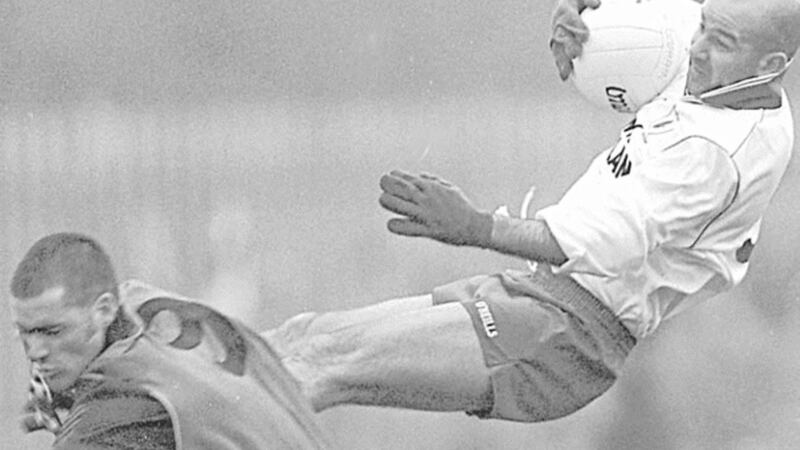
[280,302,492,413]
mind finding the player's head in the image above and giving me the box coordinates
[9,233,120,393]
[686,0,800,96]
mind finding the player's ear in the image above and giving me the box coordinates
[758,51,789,75]
[91,292,119,329]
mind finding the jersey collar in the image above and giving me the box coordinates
[103,307,139,350]
[686,62,791,110]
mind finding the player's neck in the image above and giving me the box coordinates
[103,308,138,350]
[698,75,783,110]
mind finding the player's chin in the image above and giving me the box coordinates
[686,65,711,96]
[44,371,74,394]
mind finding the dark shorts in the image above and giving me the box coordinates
[432,267,636,422]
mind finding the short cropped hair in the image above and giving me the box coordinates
[748,0,800,59]
[10,233,118,306]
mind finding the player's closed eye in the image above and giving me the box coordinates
[23,327,63,337]
[710,34,736,52]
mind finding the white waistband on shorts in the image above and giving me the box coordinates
[526,266,637,356]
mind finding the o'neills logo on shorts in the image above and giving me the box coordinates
[474,301,498,338]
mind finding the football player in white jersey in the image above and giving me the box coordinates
[267,0,800,423]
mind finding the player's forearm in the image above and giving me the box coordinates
[480,214,568,266]
[284,303,492,413]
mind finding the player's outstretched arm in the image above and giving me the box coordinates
[378,170,567,265]
[275,300,492,413]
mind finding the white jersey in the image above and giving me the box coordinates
[536,85,793,339]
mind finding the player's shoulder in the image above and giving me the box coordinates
[634,95,770,155]
[119,279,191,308]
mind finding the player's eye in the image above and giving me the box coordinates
[26,327,63,337]
[42,327,64,336]
[711,35,735,52]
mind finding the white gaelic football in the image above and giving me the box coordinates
[571,0,701,114]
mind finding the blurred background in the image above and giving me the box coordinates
[3,0,800,448]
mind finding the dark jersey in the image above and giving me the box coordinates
[36,280,329,450]
[53,378,174,450]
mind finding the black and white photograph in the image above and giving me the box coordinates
[3,0,800,448]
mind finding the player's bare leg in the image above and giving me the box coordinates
[263,295,433,359]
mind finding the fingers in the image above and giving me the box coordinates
[386,218,429,237]
[381,170,451,198]
[380,171,422,202]
[20,413,44,433]
[562,35,584,60]
[551,19,581,80]
[552,19,589,50]
[551,39,575,81]
[389,169,426,190]
[550,28,585,80]
[419,172,452,187]
[379,170,452,230]
[379,192,423,219]
[379,171,427,219]
[558,59,574,82]
[585,0,601,9]
[388,169,418,182]
[551,0,598,81]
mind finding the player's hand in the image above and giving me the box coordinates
[21,372,62,433]
[550,0,601,81]
[20,412,46,433]
[379,170,493,248]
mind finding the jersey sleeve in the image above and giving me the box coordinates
[536,137,738,277]
[53,381,175,450]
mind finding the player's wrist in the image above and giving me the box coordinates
[488,214,567,265]
[489,213,514,250]
[468,211,494,248]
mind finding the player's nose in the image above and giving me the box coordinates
[23,335,50,362]
[689,30,708,61]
